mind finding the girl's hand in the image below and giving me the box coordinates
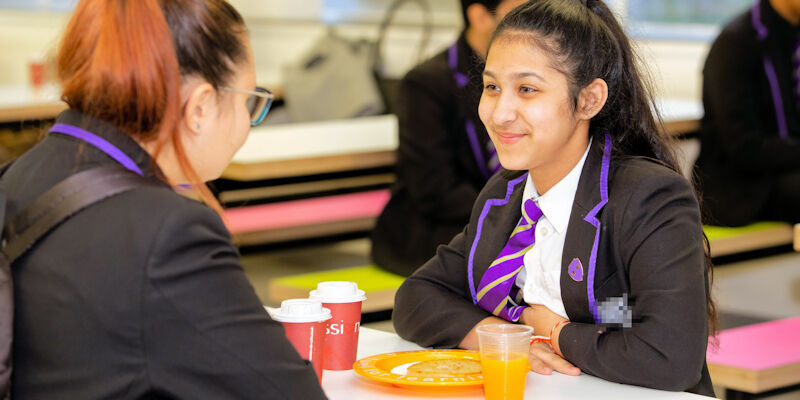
[529,341,581,376]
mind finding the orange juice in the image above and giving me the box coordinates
[481,353,529,400]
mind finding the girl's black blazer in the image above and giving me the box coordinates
[393,135,715,396]
[0,110,326,399]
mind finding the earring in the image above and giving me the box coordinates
[196,124,201,130]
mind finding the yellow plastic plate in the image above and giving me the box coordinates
[353,350,483,392]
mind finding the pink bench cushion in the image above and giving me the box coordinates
[706,316,800,371]
[224,189,390,234]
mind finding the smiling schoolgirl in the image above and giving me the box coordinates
[392,0,716,396]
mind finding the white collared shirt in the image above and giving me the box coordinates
[514,139,592,320]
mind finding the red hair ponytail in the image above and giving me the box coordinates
[57,0,246,218]
[58,0,181,141]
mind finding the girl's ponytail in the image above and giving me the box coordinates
[57,0,247,218]
[58,0,181,141]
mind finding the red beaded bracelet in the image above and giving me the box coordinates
[530,336,551,346]
[550,320,569,339]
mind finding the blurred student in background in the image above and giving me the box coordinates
[0,0,325,398]
[697,0,800,225]
[371,0,527,276]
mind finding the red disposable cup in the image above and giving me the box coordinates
[28,55,45,89]
[269,299,331,382]
[309,281,367,370]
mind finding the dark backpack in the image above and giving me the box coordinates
[0,165,151,398]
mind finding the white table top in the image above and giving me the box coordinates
[230,97,700,165]
[321,328,711,400]
[0,83,66,123]
[0,83,701,131]
[231,114,398,164]
[222,98,702,181]
[0,83,61,108]
[657,97,704,123]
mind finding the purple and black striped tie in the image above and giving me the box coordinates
[476,198,542,322]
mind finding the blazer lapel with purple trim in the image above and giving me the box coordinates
[467,170,527,302]
[560,137,610,323]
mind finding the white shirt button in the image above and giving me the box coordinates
[540,227,549,237]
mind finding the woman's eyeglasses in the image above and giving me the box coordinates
[221,86,274,126]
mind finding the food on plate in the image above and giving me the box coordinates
[407,359,482,376]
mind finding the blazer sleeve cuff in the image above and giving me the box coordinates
[557,321,596,364]
[393,287,493,348]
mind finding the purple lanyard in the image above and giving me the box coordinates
[752,0,790,139]
[49,123,144,176]
[448,42,491,179]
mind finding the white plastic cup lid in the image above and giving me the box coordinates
[308,281,367,303]
[28,53,45,63]
[270,298,332,323]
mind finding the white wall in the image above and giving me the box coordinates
[0,2,711,100]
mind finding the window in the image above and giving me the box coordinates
[0,0,74,12]
[320,0,459,26]
[0,0,755,41]
[628,0,751,25]
[624,0,754,40]
[321,0,752,40]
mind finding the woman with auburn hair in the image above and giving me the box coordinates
[0,0,326,398]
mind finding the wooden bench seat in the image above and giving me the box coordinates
[267,265,405,313]
[224,189,390,246]
[704,222,795,257]
[707,317,800,397]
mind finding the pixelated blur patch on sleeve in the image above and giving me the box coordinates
[597,294,633,328]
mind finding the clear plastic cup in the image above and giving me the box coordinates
[476,324,533,400]
[309,281,366,370]
[270,299,331,382]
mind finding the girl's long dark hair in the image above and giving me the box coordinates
[491,0,717,335]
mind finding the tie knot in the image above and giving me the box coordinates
[523,199,543,223]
